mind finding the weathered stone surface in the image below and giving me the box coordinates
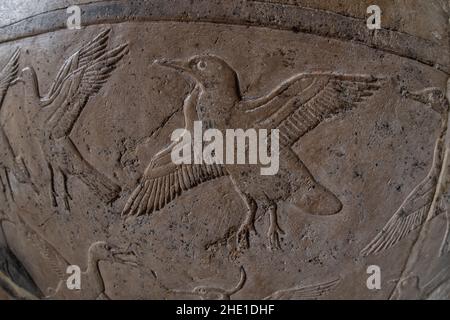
[0,0,449,299]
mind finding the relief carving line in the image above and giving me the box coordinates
[14,29,127,211]
[171,267,340,300]
[0,212,70,296]
[0,1,447,74]
[0,211,42,298]
[391,268,450,300]
[49,241,137,300]
[0,49,31,203]
[171,266,246,300]
[122,54,384,250]
[1,209,138,299]
[362,86,450,256]
[263,277,341,300]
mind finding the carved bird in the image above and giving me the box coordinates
[14,29,126,211]
[122,54,383,250]
[263,277,340,300]
[390,268,450,300]
[0,49,30,203]
[2,211,137,299]
[171,266,246,300]
[0,211,70,290]
[362,87,450,256]
[0,212,42,298]
[49,241,137,300]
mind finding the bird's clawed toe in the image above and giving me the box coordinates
[236,221,256,251]
[63,196,71,212]
[267,223,284,251]
[266,203,284,250]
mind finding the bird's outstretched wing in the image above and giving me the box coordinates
[46,41,128,139]
[263,278,340,300]
[361,139,443,256]
[4,213,70,280]
[23,227,69,279]
[242,73,382,147]
[43,29,111,103]
[0,48,19,105]
[122,156,227,218]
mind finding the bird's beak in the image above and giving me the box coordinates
[403,90,427,104]
[403,89,447,114]
[154,58,198,89]
[110,246,139,267]
[154,58,191,73]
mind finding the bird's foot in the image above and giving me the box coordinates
[63,191,73,213]
[236,220,257,251]
[63,193,72,212]
[267,222,284,251]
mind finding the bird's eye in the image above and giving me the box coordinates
[197,61,207,70]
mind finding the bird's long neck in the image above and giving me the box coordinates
[197,80,241,128]
[86,254,106,293]
[25,67,42,101]
[0,220,9,248]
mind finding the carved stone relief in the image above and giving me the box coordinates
[0,0,448,299]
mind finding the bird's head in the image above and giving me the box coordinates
[192,286,210,296]
[88,241,138,266]
[155,55,239,93]
[12,67,40,107]
[404,87,448,115]
[171,285,224,299]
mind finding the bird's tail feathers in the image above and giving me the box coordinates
[291,182,342,216]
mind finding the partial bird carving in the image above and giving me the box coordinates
[1,210,137,299]
[171,266,246,300]
[0,270,39,300]
[0,212,70,287]
[49,241,137,300]
[362,87,450,256]
[263,277,340,300]
[0,49,30,203]
[0,212,42,298]
[122,54,383,250]
[14,29,127,211]
[390,268,450,300]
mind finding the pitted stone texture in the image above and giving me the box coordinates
[0,0,448,299]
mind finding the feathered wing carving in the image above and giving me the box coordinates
[0,48,19,106]
[43,29,111,103]
[3,214,69,280]
[45,32,128,139]
[122,73,382,218]
[122,85,228,218]
[23,224,69,279]
[25,30,127,205]
[250,74,382,147]
[263,278,341,300]
[122,160,227,218]
[361,139,442,256]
